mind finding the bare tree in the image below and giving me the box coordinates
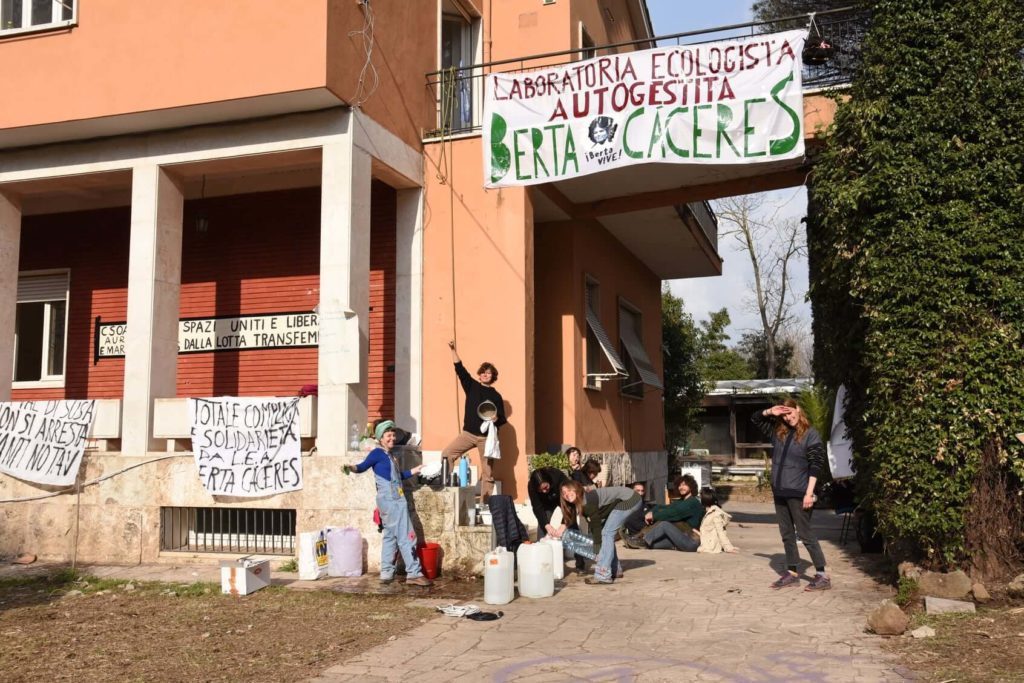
[715,194,806,379]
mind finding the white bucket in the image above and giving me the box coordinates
[539,537,564,580]
[483,547,514,605]
[516,543,554,599]
[325,527,363,577]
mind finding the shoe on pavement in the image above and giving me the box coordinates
[584,577,614,585]
[770,572,801,589]
[379,576,395,585]
[405,576,433,587]
[805,574,832,591]
[622,534,647,550]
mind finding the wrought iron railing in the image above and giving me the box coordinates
[425,7,868,138]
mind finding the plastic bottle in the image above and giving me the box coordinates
[349,422,360,450]
[458,456,469,487]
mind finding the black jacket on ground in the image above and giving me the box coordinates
[455,362,507,433]
[488,495,528,554]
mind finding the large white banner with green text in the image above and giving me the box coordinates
[483,30,806,188]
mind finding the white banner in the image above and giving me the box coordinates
[484,30,806,187]
[0,400,96,486]
[189,397,303,497]
[96,312,318,358]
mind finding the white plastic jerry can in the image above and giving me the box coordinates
[483,546,515,605]
[516,543,554,598]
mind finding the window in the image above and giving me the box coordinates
[580,25,596,60]
[14,272,69,385]
[584,277,626,388]
[1,0,76,37]
[618,300,663,399]
[440,0,481,131]
[161,507,296,555]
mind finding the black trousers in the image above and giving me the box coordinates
[775,496,827,571]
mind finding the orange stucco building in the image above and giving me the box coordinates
[0,1,833,565]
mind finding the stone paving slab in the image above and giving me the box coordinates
[310,503,910,683]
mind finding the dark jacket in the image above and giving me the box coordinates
[455,362,507,433]
[528,467,568,529]
[751,411,827,499]
[488,495,528,554]
[650,495,704,527]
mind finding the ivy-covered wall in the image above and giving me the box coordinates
[808,0,1024,573]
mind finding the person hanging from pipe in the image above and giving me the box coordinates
[442,340,507,502]
[343,421,432,587]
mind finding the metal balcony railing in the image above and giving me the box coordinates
[425,7,869,138]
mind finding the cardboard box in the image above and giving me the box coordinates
[220,559,271,596]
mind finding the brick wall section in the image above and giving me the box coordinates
[13,207,131,401]
[176,188,320,397]
[13,187,322,400]
[368,181,396,421]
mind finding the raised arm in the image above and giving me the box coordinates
[448,340,461,364]
[751,405,784,441]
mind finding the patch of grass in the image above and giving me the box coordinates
[894,576,918,607]
[278,557,298,573]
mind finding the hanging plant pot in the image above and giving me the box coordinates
[803,37,837,66]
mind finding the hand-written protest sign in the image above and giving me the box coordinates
[0,400,96,487]
[484,30,806,187]
[96,312,318,359]
[189,397,303,497]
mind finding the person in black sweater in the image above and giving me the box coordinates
[752,398,831,591]
[528,467,569,541]
[442,340,507,501]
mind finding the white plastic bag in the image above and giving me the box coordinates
[298,529,329,580]
[325,527,363,577]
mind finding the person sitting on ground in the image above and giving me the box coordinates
[528,466,569,541]
[621,481,653,536]
[697,488,738,554]
[623,474,704,551]
[549,481,641,585]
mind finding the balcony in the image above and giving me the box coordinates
[423,8,866,279]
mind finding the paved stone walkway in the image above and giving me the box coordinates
[310,503,909,683]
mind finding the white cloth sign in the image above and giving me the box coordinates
[189,397,302,496]
[0,400,95,486]
[827,385,855,480]
[484,30,806,187]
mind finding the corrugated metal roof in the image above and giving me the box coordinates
[707,378,814,396]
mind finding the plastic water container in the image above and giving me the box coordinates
[539,537,564,580]
[516,543,554,599]
[483,547,514,605]
[325,527,363,577]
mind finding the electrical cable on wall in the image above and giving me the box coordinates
[349,0,380,108]
[0,454,180,504]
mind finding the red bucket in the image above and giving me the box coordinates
[417,542,441,579]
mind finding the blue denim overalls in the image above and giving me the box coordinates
[375,450,424,580]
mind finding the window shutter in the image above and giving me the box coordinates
[17,273,68,302]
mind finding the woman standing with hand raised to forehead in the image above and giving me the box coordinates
[752,399,831,591]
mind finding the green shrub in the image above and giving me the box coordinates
[808,0,1024,573]
[894,576,919,607]
[528,452,569,473]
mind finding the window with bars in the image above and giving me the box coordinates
[160,507,297,555]
[1,0,76,36]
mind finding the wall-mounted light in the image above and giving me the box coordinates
[195,175,209,234]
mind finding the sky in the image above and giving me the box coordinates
[645,0,813,345]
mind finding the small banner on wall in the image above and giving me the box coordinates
[483,30,806,188]
[95,311,318,359]
[0,400,96,487]
[189,397,303,497]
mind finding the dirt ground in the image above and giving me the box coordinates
[887,605,1024,682]
[0,570,481,683]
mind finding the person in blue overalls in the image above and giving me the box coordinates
[344,420,432,587]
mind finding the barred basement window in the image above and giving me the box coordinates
[160,507,296,555]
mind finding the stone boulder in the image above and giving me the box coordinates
[925,596,976,615]
[1008,573,1024,599]
[917,569,972,600]
[971,582,990,603]
[867,600,909,636]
